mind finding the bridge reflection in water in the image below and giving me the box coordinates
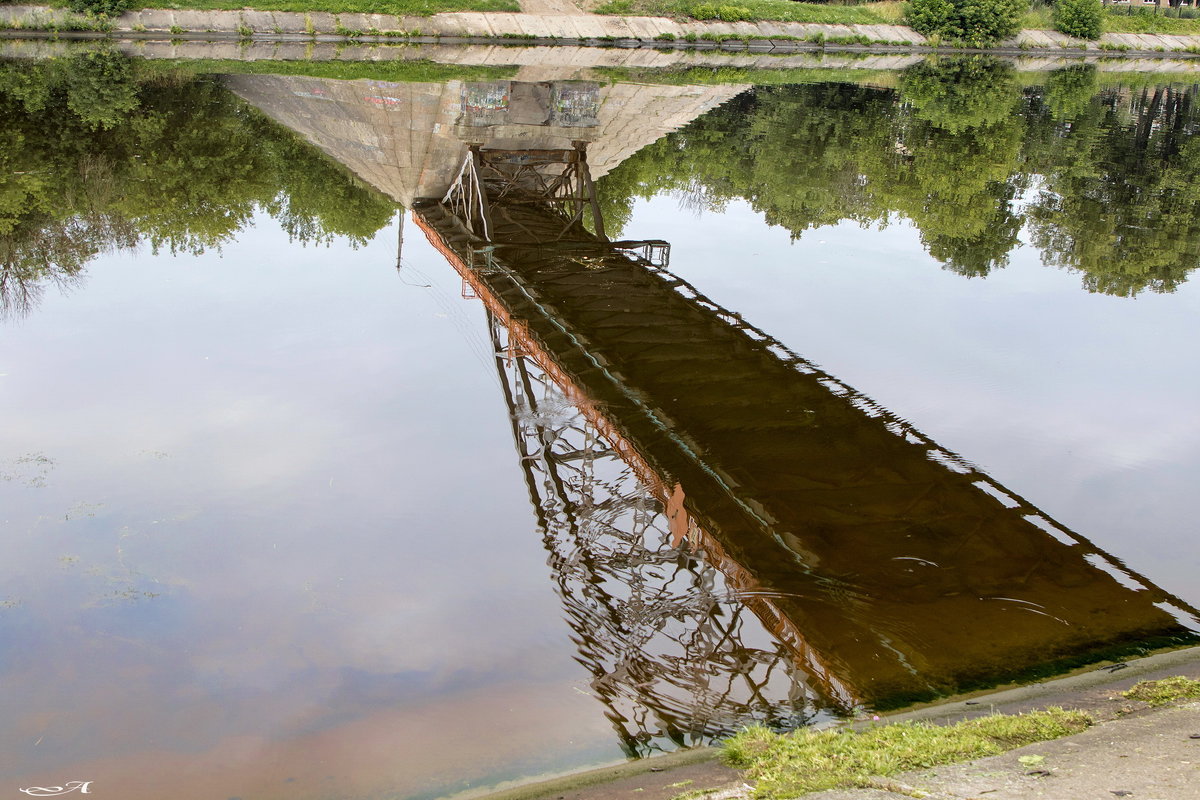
[229,73,1200,755]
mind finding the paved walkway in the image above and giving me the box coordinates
[806,701,1200,799]
[5,3,1200,56]
[474,646,1200,800]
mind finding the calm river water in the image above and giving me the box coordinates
[2,50,1199,800]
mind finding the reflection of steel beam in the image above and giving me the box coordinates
[443,142,605,244]
[614,240,670,269]
[486,307,826,754]
[395,209,405,270]
[442,147,492,241]
[415,196,1199,714]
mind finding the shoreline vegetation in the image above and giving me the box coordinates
[8,47,1200,344]
[4,1,1200,58]
[722,707,1097,796]
[595,0,1200,36]
[719,677,1200,797]
[41,0,524,15]
[0,0,1199,46]
[13,0,1200,35]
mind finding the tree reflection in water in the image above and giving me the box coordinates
[597,57,1200,297]
[0,50,395,319]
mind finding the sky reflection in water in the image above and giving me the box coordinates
[2,219,618,797]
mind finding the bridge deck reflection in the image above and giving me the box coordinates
[414,189,1197,714]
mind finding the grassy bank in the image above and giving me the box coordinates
[593,0,1200,36]
[1102,9,1200,34]
[721,677,1200,798]
[18,0,1200,35]
[170,57,517,81]
[1045,3,1200,35]
[1121,675,1200,705]
[593,0,905,25]
[722,708,1093,797]
[54,0,522,17]
[601,63,1200,92]
[597,64,899,88]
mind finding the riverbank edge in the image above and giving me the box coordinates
[6,3,1200,58]
[459,644,1200,800]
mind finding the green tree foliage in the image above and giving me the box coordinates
[63,51,140,129]
[870,60,1025,276]
[597,61,1200,297]
[905,0,1028,45]
[595,82,901,240]
[599,59,1026,278]
[1053,0,1104,40]
[1043,63,1098,120]
[904,0,958,41]
[899,57,1021,132]
[1027,84,1200,296]
[0,50,395,319]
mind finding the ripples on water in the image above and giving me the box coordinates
[1,48,1199,800]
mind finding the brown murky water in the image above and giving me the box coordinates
[2,52,1199,800]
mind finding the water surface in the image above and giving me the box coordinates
[2,52,1199,800]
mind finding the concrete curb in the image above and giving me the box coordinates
[5,4,1200,59]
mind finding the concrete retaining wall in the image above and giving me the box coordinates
[9,34,1200,75]
[5,4,1200,58]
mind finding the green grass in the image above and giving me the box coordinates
[24,0,1200,37]
[593,0,904,25]
[593,0,1200,37]
[600,63,1200,102]
[1122,676,1200,706]
[0,12,114,31]
[1021,3,1200,35]
[723,707,1094,797]
[26,0,1200,37]
[1099,6,1200,34]
[46,0,521,17]
[1021,5,1056,30]
[597,64,897,88]
[1012,69,1200,90]
[161,57,517,82]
